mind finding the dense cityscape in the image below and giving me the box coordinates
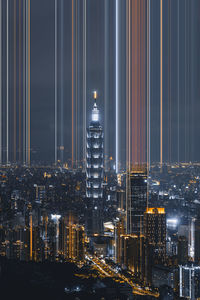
[1,98,200,299]
[1,0,200,299]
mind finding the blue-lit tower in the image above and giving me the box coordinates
[86,91,104,235]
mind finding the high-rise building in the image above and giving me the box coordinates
[59,217,85,261]
[179,264,200,300]
[120,234,146,281]
[126,171,147,234]
[35,185,46,205]
[86,92,104,235]
[115,218,125,264]
[144,207,166,264]
[195,218,200,263]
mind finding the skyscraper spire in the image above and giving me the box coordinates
[86,91,104,235]
[92,91,99,122]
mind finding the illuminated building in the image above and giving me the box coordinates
[35,185,46,205]
[86,92,104,235]
[59,217,85,261]
[115,219,125,264]
[179,264,200,300]
[144,208,166,284]
[195,218,200,264]
[32,226,43,262]
[144,207,166,264]
[120,234,146,280]
[117,188,126,213]
[126,171,147,235]
[66,224,85,260]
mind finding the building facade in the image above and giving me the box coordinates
[144,207,166,264]
[86,93,104,235]
[179,264,200,300]
[126,171,147,235]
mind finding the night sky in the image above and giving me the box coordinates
[1,0,200,167]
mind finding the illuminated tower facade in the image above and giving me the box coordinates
[86,92,104,235]
[126,171,147,235]
[144,207,166,263]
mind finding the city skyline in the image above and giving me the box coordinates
[0,2,200,298]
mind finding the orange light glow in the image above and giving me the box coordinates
[146,207,165,214]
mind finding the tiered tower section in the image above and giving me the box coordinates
[86,92,104,234]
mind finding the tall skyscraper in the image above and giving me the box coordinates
[195,218,200,263]
[126,171,147,234]
[59,216,85,261]
[144,207,166,264]
[86,92,104,235]
[179,264,200,300]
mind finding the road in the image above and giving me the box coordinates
[85,254,159,298]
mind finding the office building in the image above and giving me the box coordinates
[120,234,146,280]
[179,264,200,299]
[59,217,85,261]
[144,207,166,264]
[195,218,200,264]
[126,171,147,235]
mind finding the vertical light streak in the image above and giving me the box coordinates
[190,1,194,162]
[55,0,57,164]
[72,0,74,168]
[131,0,140,170]
[26,0,30,165]
[137,0,140,167]
[184,0,186,162]
[0,0,2,164]
[6,0,9,164]
[23,0,26,164]
[126,0,130,233]
[148,0,151,172]
[168,0,171,164]
[14,0,17,162]
[128,0,131,171]
[141,0,146,168]
[115,0,119,173]
[83,0,86,171]
[160,0,163,169]
[28,0,31,165]
[19,0,22,162]
[104,0,109,171]
[177,0,180,163]
[147,0,150,206]
[75,0,78,168]
[61,0,64,164]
